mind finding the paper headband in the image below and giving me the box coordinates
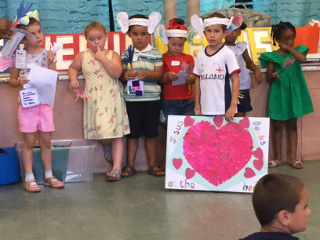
[167,29,188,38]
[117,12,162,34]
[191,14,243,37]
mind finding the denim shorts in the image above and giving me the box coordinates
[161,99,195,124]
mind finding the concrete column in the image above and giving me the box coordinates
[163,0,177,28]
[187,0,200,26]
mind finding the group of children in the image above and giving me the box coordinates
[2,9,313,239]
[8,12,313,183]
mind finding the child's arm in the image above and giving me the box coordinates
[68,52,83,90]
[225,72,239,122]
[279,42,306,63]
[266,62,279,83]
[134,66,163,81]
[47,50,57,71]
[243,49,263,85]
[9,67,28,88]
[94,48,122,79]
[194,76,201,115]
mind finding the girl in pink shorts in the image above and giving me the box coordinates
[9,17,64,192]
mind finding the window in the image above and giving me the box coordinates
[235,0,253,9]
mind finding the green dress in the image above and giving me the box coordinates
[259,45,313,121]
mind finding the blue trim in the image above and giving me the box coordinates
[224,64,232,113]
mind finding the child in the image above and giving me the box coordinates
[159,18,196,123]
[239,173,311,240]
[191,13,240,122]
[224,21,263,117]
[117,12,165,177]
[259,21,313,169]
[68,22,130,181]
[9,17,64,192]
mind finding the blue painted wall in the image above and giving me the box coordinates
[0,0,318,34]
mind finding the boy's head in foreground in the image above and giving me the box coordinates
[253,173,311,234]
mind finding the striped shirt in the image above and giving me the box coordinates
[121,44,163,102]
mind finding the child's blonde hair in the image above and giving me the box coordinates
[84,22,107,38]
[16,17,41,31]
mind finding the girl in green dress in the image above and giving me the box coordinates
[259,22,313,169]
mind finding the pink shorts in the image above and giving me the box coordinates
[18,104,55,133]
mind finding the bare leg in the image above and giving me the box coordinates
[122,137,138,177]
[110,138,123,171]
[22,133,37,173]
[270,119,285,166]
[146,137,164,176]
[38,131,52,171]
[235,112,246,117]
[286,118,301,168]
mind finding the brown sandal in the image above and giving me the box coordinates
[148,165,165,177]
[121,165,136,178]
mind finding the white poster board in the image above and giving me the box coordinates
[165,115,269,193]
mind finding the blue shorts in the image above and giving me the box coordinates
[126,101,160,139]
[237,89,253,113]
[161,99,195,124]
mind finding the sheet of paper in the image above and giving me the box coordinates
[172,69,188,86]
[27,64,58,108]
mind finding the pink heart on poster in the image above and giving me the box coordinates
[213,116,224,128]
[185,168,196,179]
[239,117,250,129]
[253,158,264,171]
[244,167,256,178]
[172,158,183,170]
[183,120,255,186]
[184,115,195,127]
[253,147,263,160]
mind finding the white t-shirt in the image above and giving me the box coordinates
[227,42,252,90]
[193,44,240,115]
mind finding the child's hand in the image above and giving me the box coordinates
[271,72,279,80]
[167,72,178,81]
[135,70,148,80]
[124,71,135,81]
[186,74,196,84]
[94,47,105,62]
[0,18,13,39]
[225,106,236,122]
[254,69,263,85]
[278,42,292,52]
[18,77,29,87]
[69,80,79,90]
[194,103,201,116]
[47,51,56,65]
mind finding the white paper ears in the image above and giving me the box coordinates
[191,15,233,38]
[117,11,162,34]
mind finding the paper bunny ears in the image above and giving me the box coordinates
[117,12,162,34]
[191,14,243,37]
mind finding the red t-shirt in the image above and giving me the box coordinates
[162,53,194,100]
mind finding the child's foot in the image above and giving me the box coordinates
[44,176,65,188]
[106,169,121,182]
[24,179,41,193]
[148,165,165,177]
[292,161,303,169]
[268,160,284,168]
[121,165,136,178]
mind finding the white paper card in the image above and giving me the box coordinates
[27,64,58,108]
[172,69,188,86]
[20,88,40,108]
[127,79,144,96]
